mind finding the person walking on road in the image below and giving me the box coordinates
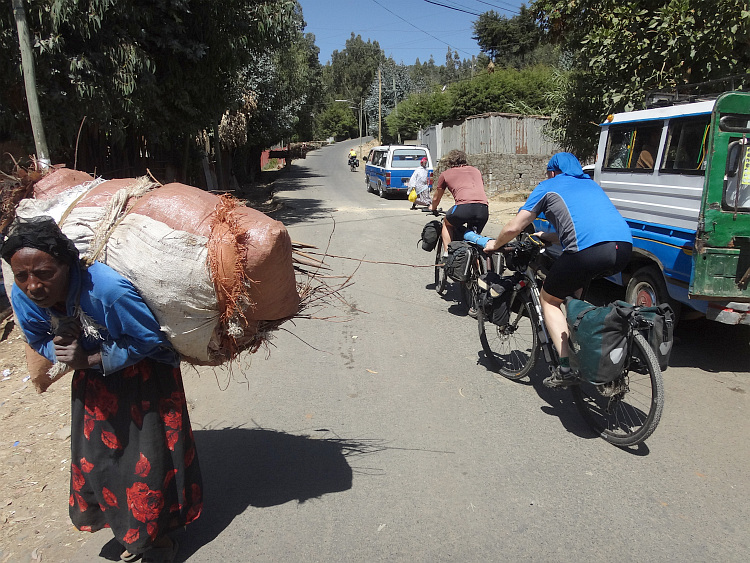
[1,216,202,563]
[408,156,431,209]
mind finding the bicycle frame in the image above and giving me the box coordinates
[514,266,558,369]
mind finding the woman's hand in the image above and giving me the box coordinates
[53,336,101,370]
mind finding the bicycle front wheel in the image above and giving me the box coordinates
[478,292,538,380]
[434,238,447,295]
[571,332,664,447]
[460,250,486,318]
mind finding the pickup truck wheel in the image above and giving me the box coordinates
[365,176,372,192]
[378,182,386,198]
[626,266,681,318]
[626,266,665,307]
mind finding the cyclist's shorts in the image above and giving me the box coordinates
[543,241,632,299]
[445,203,489,234]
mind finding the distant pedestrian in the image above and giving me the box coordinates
[408,157,431,209]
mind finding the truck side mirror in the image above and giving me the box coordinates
[362,156,368,162]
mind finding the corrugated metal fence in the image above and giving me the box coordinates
[421,113,559,162]
[418,113,562,194]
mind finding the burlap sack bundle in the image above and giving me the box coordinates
[4,169,300,391]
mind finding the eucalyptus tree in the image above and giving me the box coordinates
[472,5,542,69]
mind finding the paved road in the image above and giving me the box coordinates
[75,140,750,562]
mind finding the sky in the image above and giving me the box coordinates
[298,0,527,66]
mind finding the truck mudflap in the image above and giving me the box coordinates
[705,301,750,325]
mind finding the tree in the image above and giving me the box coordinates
[473,5,542,69]
[316,101,358,140]
[534,0,750,156]
[364,59,417,142]
[328,33,385,103]
[385,64,556,141]
[0,0,303,181]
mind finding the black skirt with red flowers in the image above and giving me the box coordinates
[69,358,202,554]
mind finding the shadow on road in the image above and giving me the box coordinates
[671,317,750,373]
[174,427,365,560]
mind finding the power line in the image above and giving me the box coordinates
[470,0,522,15]
[422,0,481,17]
[370,0,477,58]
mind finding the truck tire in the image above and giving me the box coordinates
[626,266,681,318]
[378,182,386,198]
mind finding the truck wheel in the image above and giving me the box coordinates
[366,176,372,193]
[378,182,386,198]
[626,266,666,307]
[626,266,681,318]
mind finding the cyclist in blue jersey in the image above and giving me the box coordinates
[483,153,633,388]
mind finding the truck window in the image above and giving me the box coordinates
[723,139,750,211]
[390,149,427,168]
[603,122,663,171]
[661,116,711,174]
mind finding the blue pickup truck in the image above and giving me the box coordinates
[363,145,433,198]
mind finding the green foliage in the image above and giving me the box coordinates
[364,60,417,141]
[328,33,385,103]
[534,0,750,157]
[473,5,542,69]
[384,87,450,141]
[1,0,306,175]
[447,65,554,119]
[316,101,357,140]
[263,157,279,170]
[384,65,556,142]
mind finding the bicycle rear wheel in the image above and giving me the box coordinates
[478,292,538,380]
[434,238,447,295]
[571,332,664,447]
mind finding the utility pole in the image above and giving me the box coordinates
[359,97,363,157]
[378,67,382,145]
[393,75,400,144]
[12,0,49,168]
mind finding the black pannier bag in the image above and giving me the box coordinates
[478,272,516,326]
[445,241,471,282]
[565,298,633,385]
[615,301,674,371]
[419,220,442,251]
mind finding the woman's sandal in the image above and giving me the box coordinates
[120,549,142,562]
[142,538,179,563]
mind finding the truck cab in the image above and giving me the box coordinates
[593,91,750,324]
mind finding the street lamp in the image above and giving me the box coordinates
[335,98,363,157]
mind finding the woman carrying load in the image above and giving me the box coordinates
[1,216,202,563]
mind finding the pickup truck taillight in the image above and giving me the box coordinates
[385,172,391,186]
[428,171,433,186]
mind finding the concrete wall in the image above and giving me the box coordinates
[433,153,554,197]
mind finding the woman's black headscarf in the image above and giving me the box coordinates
[0,216,79,265]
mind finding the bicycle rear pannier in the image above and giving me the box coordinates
[445,241,471,282]
[615,301,674,371]
[565,298,633,385]
[419,220,441,251]
[478,272,515,326]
